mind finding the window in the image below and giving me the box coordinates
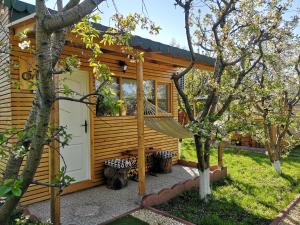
[95,77,119,99]
[122,78,137,116]
[96,76,171,116]
[143,80,155,104]
[157,83,170,112]
[95,77,120,116]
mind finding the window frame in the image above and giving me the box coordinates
[95,75,172,117]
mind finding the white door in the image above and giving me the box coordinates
[59,70,90,183]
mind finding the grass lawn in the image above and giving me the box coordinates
[106,215,149,225]
[157,139,300,225]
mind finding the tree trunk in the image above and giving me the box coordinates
[195,135,211,200]
[0,5,55,223]
[199,168,211,200]
[265,145,282,174]
[272,159,281,174]
[3,99,38,180]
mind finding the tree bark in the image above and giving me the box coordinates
[3,99,38,180]
[0,1,55,223]
[0,0,109,221]
[194,135,211,200]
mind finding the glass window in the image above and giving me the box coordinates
[95,76,119,99]
[95,77,120,116]
[95,76,171,116]
[143,80,155,104]
[157,83,170,112]
[122,78,137,116]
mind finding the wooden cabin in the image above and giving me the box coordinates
[0,0,215,205]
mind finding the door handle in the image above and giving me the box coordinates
[81,120,88,133]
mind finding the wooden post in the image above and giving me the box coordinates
[218,142,223,168]
[50,77,60,225]
[137,60,145,197]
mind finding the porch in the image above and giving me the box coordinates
[28,165,200,225]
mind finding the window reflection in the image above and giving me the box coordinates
[95,77,120,116]
[122,78,137,116]
[143,80,155,104]
[96,76,171,116]
[157,83,169,112]
[95,77,119,100]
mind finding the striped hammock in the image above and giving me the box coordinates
[144,100,193,139]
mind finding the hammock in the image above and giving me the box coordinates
[144,99,193,139]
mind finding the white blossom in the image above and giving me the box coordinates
[18,40,30,50]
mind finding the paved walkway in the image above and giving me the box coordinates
[28,165,199,225]
[278,202,300,225]
[271,195,300,225]
[129,208,188,225]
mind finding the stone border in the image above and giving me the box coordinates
[142,166,227,207]
[145,206,196,225]
[270,194,300,225]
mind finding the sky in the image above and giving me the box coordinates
[22,0,300,48]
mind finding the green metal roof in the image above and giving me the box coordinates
[4,0,215,66]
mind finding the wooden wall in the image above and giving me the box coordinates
[8,33,179,205]
[8,36,51,205]
[0,4,12,175]
[89,53,180,183]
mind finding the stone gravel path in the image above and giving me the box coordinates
[131,209,186,225]
[278,201,300,225]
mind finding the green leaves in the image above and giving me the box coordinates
[0,178,23,198]
[0,186,11,196]
[47,125,72,148]
[0,127,35,160]
[11,187,22,197]
[53,167,75,191]
[60,55,81,73]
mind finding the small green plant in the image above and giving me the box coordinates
[0,178,23,198]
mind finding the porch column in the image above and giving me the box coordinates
[50,77,60,225]
[137,60,145,197]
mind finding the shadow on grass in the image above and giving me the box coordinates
[281,173,299,187]
[212,176,281,212]
[226,147,300,166]
[224,149,271,165]
[227,177,281,212]
[157,187,271,225]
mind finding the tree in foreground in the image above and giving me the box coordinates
[0,0,160,223]
[172,0,295,200]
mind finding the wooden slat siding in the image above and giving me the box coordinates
[9,35,179,204]
[89,50,179,185]
[7,35,50,205]
[0,4,12,175]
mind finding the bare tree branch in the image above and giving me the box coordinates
[55,96,95,105]
[43,0,105,32]
[172,0,196,121]
[289,54,300,105]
